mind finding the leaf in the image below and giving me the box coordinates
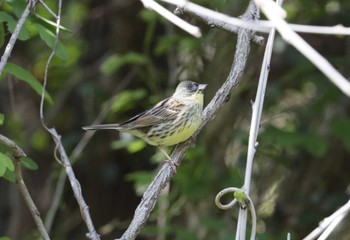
[34,23,69,60]
[263,127,328,157]
[0,12,31,40]
[4,63,53,104]
[110,89,147,114]
[0,152,14,171]
[0,236,11,240]
[0,113,4,125]
[0,152,14,176]
[33,14,72,32]
[0,159,5,176]
[154,35,178,55]
[19,156,38,170]
[0,22,5,47]
[2,169,16,182]
[331,117,350,152]
[127,139,146,153]
[100,52,147,76]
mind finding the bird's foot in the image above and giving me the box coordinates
[164,158,178,173]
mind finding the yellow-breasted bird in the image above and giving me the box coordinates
[83,80,207,172]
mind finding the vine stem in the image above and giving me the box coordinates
[235,0,281,238]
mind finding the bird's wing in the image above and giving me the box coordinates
[120,97,184,129]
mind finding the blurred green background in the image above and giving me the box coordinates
[0,0,350,239]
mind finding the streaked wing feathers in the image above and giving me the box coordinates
[120,97,184,129]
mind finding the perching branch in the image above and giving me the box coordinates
[0,134,50,240]
[117,1,258,239]
[0,0,37,75]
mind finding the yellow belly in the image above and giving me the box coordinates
[158,120,201,146]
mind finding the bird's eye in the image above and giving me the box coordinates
[187,82,198,92]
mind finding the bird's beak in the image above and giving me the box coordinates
[198,83,207,93]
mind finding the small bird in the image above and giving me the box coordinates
[83,80,207,172]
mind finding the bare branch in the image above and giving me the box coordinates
[0,134,50,240]
[0,0,37,75]
[255,0,350,97]
[37,0,100,238]
[303,198,350,240]
[48,128,100,240]
[44,68,138,233]
[163,0,350,36]
[173,4,264,46]
[140,0,201,37]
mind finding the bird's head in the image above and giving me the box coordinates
[173,81,207,102]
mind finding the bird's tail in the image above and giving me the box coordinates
[82,124,122,131]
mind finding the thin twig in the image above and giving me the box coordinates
[163,0,350,36]
[140,0,201,37]
[173,5,265,46]
[117,1,257,239]
[44,68,138,233]
[49,129,100,240]
[37,0,100,238]
[255,0,350,97]
[0,134,50,240]
[0,0,37,75]
[303,198,350,240]
[161,0,270,33]
[38,0,58,19]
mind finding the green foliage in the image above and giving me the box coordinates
[110,138,146,153]
[3,63,53,104]
[263,127,329,158]
[0,11,32,40]
[0,152,14,177]
[19,156,38,170]
[109,89,147,114]
[1,0,350,239]
[100,52,147,76]
[34,23,69,61]
[0,236,11,240]
[126,171,154,196]
[331,117,350,152]
[0,23,5,47]
[0,113,4,125]
[234,189,246,207]
[30,129,50,150]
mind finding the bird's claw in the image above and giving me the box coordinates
[164,159,178,173]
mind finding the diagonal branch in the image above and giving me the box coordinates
[0,0,37,75]
[117,1,258,239]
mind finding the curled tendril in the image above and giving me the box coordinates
[215,187,240,210]
[215,187,257,240]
